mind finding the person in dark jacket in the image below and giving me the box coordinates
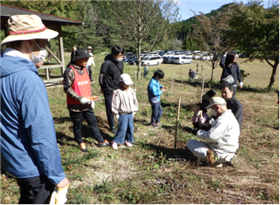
[1,14,69,204]
[64,48,109,152]
[220,52,243,98]
[221,84,243,130]
[99,45,124,134]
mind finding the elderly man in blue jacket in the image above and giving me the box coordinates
[1,15,69,204]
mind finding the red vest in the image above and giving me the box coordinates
[67,65,91,105]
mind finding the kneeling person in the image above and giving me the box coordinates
[64,48,109,152]
[187,97,240,167]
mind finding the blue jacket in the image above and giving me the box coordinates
[0,54,65,185]
[147,77,163,103]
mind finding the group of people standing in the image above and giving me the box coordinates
[0,14,245,204]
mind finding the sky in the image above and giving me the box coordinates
[177,0,242,21]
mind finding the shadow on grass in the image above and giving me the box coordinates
[53,116,72,124]
[174,79,273,93]
[138,141,198,163]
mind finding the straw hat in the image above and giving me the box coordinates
[1,14,58,45]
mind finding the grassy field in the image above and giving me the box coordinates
[1,53,279,204]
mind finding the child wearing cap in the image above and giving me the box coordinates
[111,74,139,149]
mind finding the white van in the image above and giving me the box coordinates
[173,56,193,64]
[141,56,163,66]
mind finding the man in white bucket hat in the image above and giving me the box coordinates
[186,97,240,167]
[1,15,69,204]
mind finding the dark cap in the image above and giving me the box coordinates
[75,48,91,59]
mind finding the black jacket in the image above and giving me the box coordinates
[220,56,242,85]
[227,97,243,130]
[99,54,124,95]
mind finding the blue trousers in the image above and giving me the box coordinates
[113,113,134,144]
[151,101,162,124]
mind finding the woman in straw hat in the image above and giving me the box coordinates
[1,15,69,204]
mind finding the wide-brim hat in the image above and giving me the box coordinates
[205,97,226,109]
[119,73,133,85]
[74,48,91,59]
[1,14,58,45]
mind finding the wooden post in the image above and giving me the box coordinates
[174,97,181,154]
[200,77,205,103]
[59,37,65,75]
[181,67,183,84]
[171,69,175,92]
[134,71,137,90]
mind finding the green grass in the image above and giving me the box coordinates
[1,53,279,204]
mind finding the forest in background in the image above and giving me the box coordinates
[1,0,278,88]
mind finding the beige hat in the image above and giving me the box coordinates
[87,46,92,50]
[1,14,58,45]
[206,97,226,109]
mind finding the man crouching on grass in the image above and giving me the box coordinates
[186,97,240,167]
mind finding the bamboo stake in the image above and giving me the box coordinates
[181,67,183,84]
[174,97,181,155]
[200,77,205,103]
[134,71,137,90]
[171,69,175,92]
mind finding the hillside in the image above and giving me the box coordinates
[177,3,234,50]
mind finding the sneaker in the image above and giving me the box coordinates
[79,142,88,152]
[124,141,133,148]
[111,141,118,150]
[156,122,162,126]
[151,123,159,128]
[98,139,110,147]
[111,126,117,134]
[225,155,238,167]
[214,162,223,168]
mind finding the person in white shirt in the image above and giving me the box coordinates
[186,97,240,167]
[86,46,95,81]
[111,74,139,149]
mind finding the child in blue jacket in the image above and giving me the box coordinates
[147,70,167,127]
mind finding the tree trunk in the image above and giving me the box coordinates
[211,62,215,81]
[266,57,279,90]
[268,62,279,89]
[137,43,141,80]
[137,2,141,80]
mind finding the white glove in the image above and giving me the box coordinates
[50,184,69,204]
[80,97,91,104]
[91,101,95,109]
[115,115,119,120]
[239,82,243,88]
[132,113,135,118]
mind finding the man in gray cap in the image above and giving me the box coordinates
[186,97,240,167]
[1,15,69,203]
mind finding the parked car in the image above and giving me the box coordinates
[163,56,174,64]
[163,51,175,56]
[141,56,162,66]
[127,57,138,65]
[173,56,193,64]
[193,54,201,60]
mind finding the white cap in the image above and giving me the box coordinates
[206,97,226,109]
[119,73,133,85]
